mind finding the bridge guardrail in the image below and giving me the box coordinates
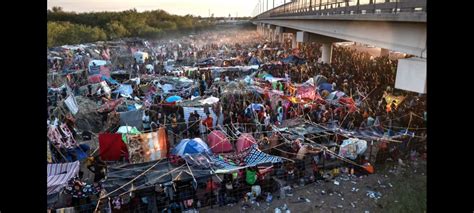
[254,0,426,19]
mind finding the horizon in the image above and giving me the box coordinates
[47,0,288,17]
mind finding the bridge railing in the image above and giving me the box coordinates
[254,0,426,19]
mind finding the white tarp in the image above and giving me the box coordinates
[199,96,219,105]
[395,57,426,94]
[64,95,79,115]
[338,138,368,160]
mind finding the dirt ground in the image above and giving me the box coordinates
[201,159,426,213]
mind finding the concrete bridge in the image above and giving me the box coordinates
[252,0,426,93]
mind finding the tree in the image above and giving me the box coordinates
[51,6,63,13]
[106,21,129,39]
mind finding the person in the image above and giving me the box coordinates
[201,113,213,134]
[170,113,179,143]
[143,110,151,131]
[87,156,107,182]
[277,101,283,124]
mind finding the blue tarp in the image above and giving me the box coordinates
[101,75,119,85]
[65,144,90,162]
[319,83,333,93]
[165,95,183,103]
[281,55,306,65]
[249,57,261,66]
[113,84,133,96]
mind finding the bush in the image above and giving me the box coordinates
[47,7,214,47]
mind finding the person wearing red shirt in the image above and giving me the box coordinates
[202,113,213,134]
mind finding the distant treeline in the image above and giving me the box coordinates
[47,7,216,47]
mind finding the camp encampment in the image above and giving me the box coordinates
[46,20,426,212]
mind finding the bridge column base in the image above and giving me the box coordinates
[321,43,333,64]
[291,33,298,49]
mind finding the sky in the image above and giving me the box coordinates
[46,0,288,17]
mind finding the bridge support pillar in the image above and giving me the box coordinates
[291,33,298,49]
[274,27,284,43]
[380,48,390,57]
[321,43,333,64]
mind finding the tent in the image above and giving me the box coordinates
[47,161,80,195]
[207,130,233,153]
[236,133,257,153]
[172,138,211,157]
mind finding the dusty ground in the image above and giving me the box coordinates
[201,159,426,213]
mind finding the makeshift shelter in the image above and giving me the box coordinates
[172,138,211,157]
[207,130,233,153]
[103,160,173,197]
[47,161,80,195]
[103,159,211,197]
[236,133,257,153]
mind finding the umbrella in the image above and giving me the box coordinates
[165,95,183,103]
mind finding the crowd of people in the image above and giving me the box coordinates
[46,24,426,212]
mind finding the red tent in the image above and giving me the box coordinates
[207,130,233,153]
[236,133,257,153]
